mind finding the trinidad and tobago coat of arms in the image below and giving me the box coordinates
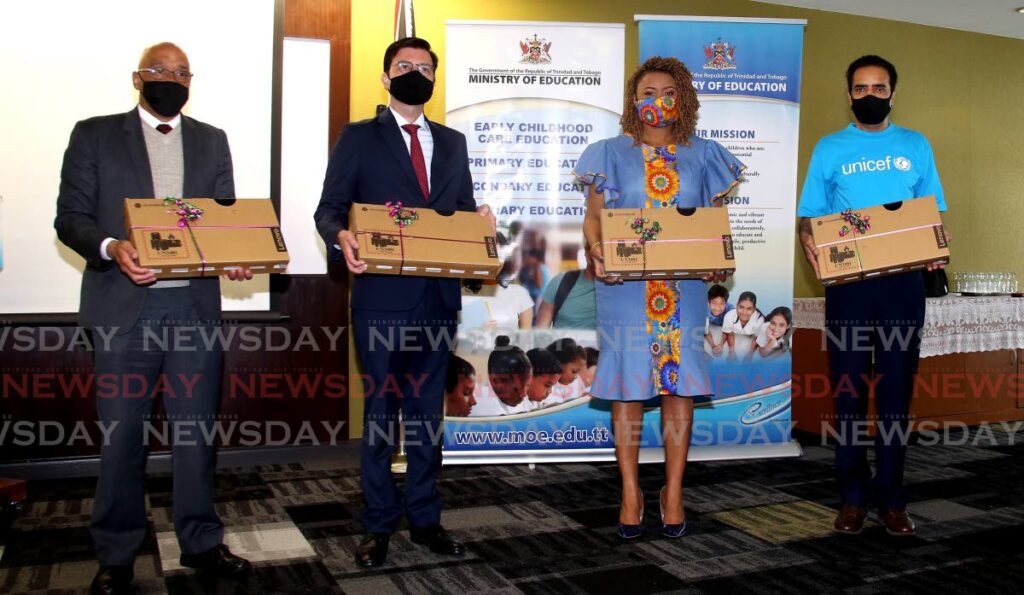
[519,34,552,64]
[703,38,737,70]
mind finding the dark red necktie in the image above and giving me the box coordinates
[156,124,172,135]
[401,124,430,201]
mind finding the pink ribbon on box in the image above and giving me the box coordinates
[129,222,281,277]
[130,225,279,230]
[385,201,418,228]
[630,217,661,244]
[372,201,418,264]
[353,230,494,273]
[354,202,499,276]
[815,223,942,249]
[354,231,492,248]
[354,233,491,245]
[162,198,209,273]
[838,208,871,237]
[601,237,731,277]
[164,198,204,228]
[601,238,725,246]
[814,222,945,278]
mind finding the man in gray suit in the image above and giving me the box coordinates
[54,42,251,595]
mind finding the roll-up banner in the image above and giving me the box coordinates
[442,17,803,464]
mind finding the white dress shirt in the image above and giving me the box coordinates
[137,105,182,131]
[332,107,436,253]
[389,106,433,190]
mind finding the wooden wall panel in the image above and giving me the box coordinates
[284,0,351,145]
[792,328,1024,437]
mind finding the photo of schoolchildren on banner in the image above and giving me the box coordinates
[442,18,804,464]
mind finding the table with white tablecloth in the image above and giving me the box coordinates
[794,295,1024,358]
[792,295,1024,433]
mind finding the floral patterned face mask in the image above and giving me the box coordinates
[635,95,679,128]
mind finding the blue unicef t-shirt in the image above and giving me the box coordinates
[797,123,946,217]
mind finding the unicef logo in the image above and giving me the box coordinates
[893,156,912,171]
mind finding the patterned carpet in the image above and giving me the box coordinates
[2,428,1024,594]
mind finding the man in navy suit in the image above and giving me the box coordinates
[314,37,493,568]
[54,42,251,595]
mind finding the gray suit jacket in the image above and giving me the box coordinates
[54,109,234,331]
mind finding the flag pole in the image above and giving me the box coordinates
[390,0,416,476]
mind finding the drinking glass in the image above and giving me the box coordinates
[967,272,979,294]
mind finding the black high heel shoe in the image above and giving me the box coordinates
[660,486,688,539]
[617,490,645,540]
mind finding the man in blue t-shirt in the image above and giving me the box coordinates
[797,55,949,538]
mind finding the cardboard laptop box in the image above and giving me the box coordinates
[124,198,289,279]
[600,207,735,280]
[811,195,949,286]
[348,203,500,279]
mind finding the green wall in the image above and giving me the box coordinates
[352,0,1024,297]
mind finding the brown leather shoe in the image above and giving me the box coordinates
[833,504,867,534]
[879,509,916,536]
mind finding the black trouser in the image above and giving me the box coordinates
[825,272,926,511]
[352,279,455,534]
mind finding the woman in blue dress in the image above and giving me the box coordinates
[577,57,744,539]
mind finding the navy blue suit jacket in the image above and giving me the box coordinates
[314,109,476,311]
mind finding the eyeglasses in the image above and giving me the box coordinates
[393,60,434,77]
[137,67,194,81]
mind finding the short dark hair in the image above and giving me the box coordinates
[546,338,585,366]
[707,284,729,302]
[488,336,530,376]
[383,37,438,73]
[446,355,475,393]
[526,348,562,376]
[846,55,897,93]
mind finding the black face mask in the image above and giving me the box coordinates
[388,70,434,105]
[141,80,189,117]
[851,94,891,125]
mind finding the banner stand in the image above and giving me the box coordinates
[442,17,806,465]
[444,441,802,466]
